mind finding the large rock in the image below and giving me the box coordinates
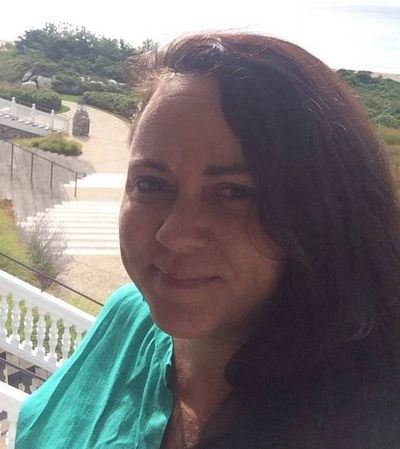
[37,75,52,90]
[21,71,33,83]
[72,106,90,136]
[21,80,37,90]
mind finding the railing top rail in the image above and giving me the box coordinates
[0,252,102,307]
[6,140,86,177]
[0,269,96,328]
[0,379,28,408]
[0,95,67,117]
[0,356,47,382]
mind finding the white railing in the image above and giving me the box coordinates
[0,381,28,449]
[0,97,68,133]
[0,269,95,373]
[0,269,97,449]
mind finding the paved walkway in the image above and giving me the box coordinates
[56,102,132,304]
[63,101,130,173]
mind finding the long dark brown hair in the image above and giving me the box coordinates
[129,33,400,448]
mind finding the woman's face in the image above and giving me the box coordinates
[119,75,284,342]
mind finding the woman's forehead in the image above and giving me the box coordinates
[153,74,220,102]
[133,76,239,145]
[130,75,245,167]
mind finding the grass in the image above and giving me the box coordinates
[375,127,400,195]
[48,283,103,316]
[0,200,35,283]
[13,133,82,156]
[376,127,400,147]
[59,93,82,103]
[60,104,70,113]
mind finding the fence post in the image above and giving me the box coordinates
[50,109,55,130]
[30,153,34,187]
[30,103,36,125]
[6,408,19,449]
[74,172,78,198]
[10,96,16,118]
[50,162,54,190]
[10,143,14,179]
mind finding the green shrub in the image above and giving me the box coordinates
[0,87,62,112]
[15,134,82,156]
[0,49,43,83]
[0,201,35,283]
[82,91,137,118]
[375,113,400,129]
[21,214,70,290]
[52,73,85,95]
[82,81,130,94]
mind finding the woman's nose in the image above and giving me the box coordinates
[155,201,210,253]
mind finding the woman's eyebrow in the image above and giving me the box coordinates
[204,164,249,176]
[128,159,249,176]
[128,158,170,173]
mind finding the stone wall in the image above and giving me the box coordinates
[0,124,38,140]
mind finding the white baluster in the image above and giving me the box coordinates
[10,301,20,346]
[5,409,18,449]
[74,327,84,350]
[22,306,33,352]
[48,318,59,363]
[30,103,36,125]
[0,295,8,339]
[35,312,46,358]
[50,109,55,130]
[62,321,72,361]
[10,97,16,118]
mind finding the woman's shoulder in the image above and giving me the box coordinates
[101,282,146,318]
[89,282,153,337]
[15,283,172,449]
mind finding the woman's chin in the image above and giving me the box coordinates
[148,299,215,339]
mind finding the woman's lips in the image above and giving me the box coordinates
[151,265,219,289]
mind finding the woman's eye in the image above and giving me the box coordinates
[217,185,256,200]
[132,177,170,194]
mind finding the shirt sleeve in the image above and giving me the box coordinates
[15,282,148,449]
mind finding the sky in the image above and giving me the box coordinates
[2,0,400,73]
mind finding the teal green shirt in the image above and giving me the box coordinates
[16,283,174,449]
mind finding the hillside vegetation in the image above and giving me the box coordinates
[338,69,400,129]
[0,24,399,168]
[0,23,157,116]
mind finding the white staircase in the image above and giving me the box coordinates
[19,200,121,256]
[63,173,126,202]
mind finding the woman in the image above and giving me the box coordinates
[16,33,400,449]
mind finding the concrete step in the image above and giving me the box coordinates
[63,173,125,201]
[64,186,123,202]
[20,200,121,255]
[23,222,119,230]
[22,220,118,229]
[64,248,120,256]
[64,173,126,188]
[52,201,120,209]
[61,233,118,241]
[66,241,119,248]
[45,210,119,218]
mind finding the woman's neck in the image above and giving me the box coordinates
[162,337,243,449]
[171,336,240,413]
